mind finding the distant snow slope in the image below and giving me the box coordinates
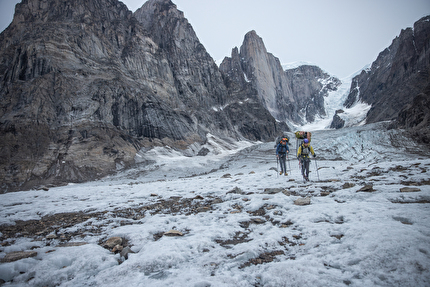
[1,123,429,286]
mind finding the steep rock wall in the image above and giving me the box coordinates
[0,0,283,192]
[343,16,430,124]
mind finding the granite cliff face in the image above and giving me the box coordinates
[0,0,283,192]
[343,16,430,126]
[395,83,430,144]
[220,31,341,125]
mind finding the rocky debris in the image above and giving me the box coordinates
[216,231,252,247]
[294,197,311,206]
[239,250,285,269]
[103,237,123,249]
[100,236,134,261]
[400,187,421,192]
[1,251,37,263]
[0,194,224,243]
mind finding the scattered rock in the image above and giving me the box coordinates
[221,174,232,178]
[294,197,311,206]
[239,250,285,269]
[400,187,421,192]
[104,237,123,249]
[46,233,58,239]
[227,187,244,194]
[215,231,251,247]
[1,251,37,263]
[263,188,284,194]
[282,190,292,196]
[357,185,375,192]
[331,234,344,240]
[251,218,266,224]
[196,206,210,213]
[320,191,330,196]
[164,230,183,237]
[342,182,355,189]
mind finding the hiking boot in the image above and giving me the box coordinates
[284,173,288,176]
[279,171,283,175]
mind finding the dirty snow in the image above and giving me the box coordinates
[1,122,429,286]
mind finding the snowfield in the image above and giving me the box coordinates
[0,123,429,286]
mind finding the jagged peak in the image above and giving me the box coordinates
[240,30,267,55]
[135,0,184,25]
[243,30,264,44]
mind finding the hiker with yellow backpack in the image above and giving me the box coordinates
[297,138,316,181]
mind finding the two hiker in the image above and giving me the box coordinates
[275,132,317,181]
[275,138,290,175]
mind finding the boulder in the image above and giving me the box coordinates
[164,230,184,236]
[104,237,123,249]
[357,185,375,192]
[400,187,421,192]
[294,197,311,206]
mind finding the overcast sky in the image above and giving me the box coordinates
[1,0,429,78]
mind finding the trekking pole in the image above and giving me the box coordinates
[276,156,279,177]
[287,153,291,171]
[314,157,320,181]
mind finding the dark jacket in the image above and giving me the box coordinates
[276,142,290,156]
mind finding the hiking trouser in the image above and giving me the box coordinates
[278,153,286,173]
[300,157,310,177]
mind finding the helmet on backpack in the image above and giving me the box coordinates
[304,139,309,144]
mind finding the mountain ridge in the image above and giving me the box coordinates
[0,0,285,193]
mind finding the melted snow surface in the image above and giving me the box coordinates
[1,123,429,286]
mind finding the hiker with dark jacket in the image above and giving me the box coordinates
[297,138,316,181]
[276,138,290,175]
